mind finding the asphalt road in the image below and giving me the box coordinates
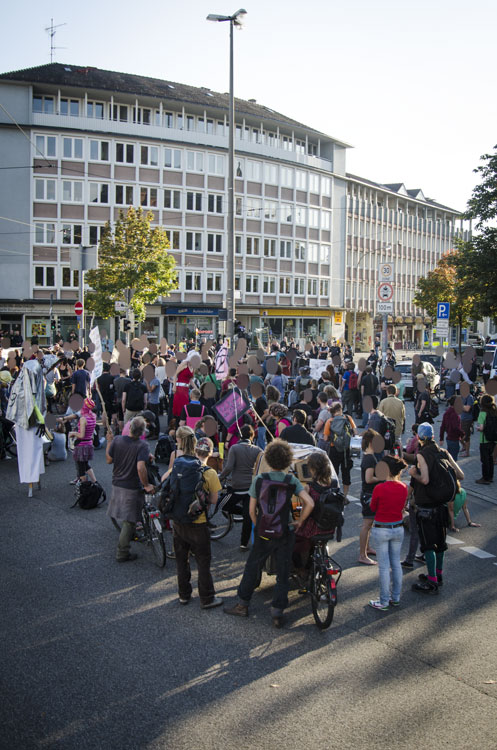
[1,400,496,750]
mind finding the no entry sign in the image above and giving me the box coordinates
[74,301,83,316]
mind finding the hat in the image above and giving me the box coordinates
[0,371,12,385]
[141,409,156,424]
[417,422,434,440]
[82,397,95,412]
[196,437,213,453]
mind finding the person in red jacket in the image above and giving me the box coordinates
[368,455,408,611]
[439,396,465,461]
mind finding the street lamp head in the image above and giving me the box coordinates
[206,9,247,25]
[206,13,231,21]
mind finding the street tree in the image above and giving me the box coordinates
[413,253,476,351]
[85,207,178,321]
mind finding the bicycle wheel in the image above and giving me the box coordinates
[143,511,166,568]
[310,563,336,630]
[207,505,233,540]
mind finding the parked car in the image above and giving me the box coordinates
[394,360,440,400]
[420,353,443,371]
[490,348,497,380]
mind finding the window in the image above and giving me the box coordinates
[217,120,225,136]
[140,187,158,207]
[245,275,259,293]
[295,241,306,261]
[133,107,151,125]
[309,208,320,228]
[246,237,260,256]
[206,273,222,292]
[62,224,82,245]
[264,200,277,221]
[281,167,293,188]
[264,238,276,257]
[34,266,55,287]
[89,183,109,204]
[282,135,293,151]
[295,206,307,225]
[176,113,183,130]
[279,277,291,294]
[62,180,83,203]
[320,245,330,263]
[282,204,293,223]
[87,101,104,119]
[116,143,134,164]
[319,279,329,296]
[186,151,204,172]
[208,194,223,214]
[34,222,56,244]
[165,148,181,169]
[89,140,109,161]
[115,185,134,205]
[264,163,277,184]
[235,236,242,254]
[35,135,56,158]
[112,104,128,122]
[263,276,275,294]
[165,230,180,250]
[294,277,305,295]
[246,160,262,181]
[295,170,307,190]
[140,145,159,166]
[309,174,319,193]
[164,111,174,128]
[186,232,202,252]
[246,197,262,218]
[235,159,244,178]
[186,192,202,212]
[197,118,205,133]
[308,142,317,157]
[61,268,79,287]
[235,275,241,291]
[34,179,55,201]
[164,189,180,209]
[322,177,331,196]
[89,225,105,245]
[307,278,317,295]
[208,154,225,175]
[185,272,202,291]
[207,234,223,253]
[295,139,306,155]
[308,244,319,262]
[321,211,331,230]
[186,115,195,131]
[32,95,54,114]
[235,197,243,217]
[60,98,79,116]
[280,240,292,259]
[62,137,83,160]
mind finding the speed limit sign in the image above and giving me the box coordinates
[379,263,394,282]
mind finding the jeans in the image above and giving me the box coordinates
[480,441,495,481]
[172,522,216,605]
[370,525,404,606]
[235,492,252,547]
[238,531,295,615]
[446,439,460,461]
[256,425,266,450]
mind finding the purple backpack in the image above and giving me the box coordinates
[255,473,294,539]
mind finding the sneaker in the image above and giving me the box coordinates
[368,600,389,611]
[239,544,249,551]
[414,554,426,563]
[418,572,443,586]
[201,597,223,610]
[116,553,138,563]
[475,478,491,485]
[272,615,284,629]
[224,602,249,617]
[401,560,414,569]
[69,478,80,485]
[412,580,438,594]
[179,598,191,605]
[389,600,400,607]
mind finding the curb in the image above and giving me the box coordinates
[466,489,497,506]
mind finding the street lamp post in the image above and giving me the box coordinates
[207,8,247,347]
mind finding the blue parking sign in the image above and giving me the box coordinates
[437,302,450,319]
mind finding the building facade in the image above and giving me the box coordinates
[0,63,461,348]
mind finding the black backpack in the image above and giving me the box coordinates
[155,434,176,464]
[483,412,497,442]
[161,455,207,524]
[378,414,396,452]
[125,381,145,411]
[72,481,106,510]
[429,397,439,419]
[309,480,345,541]
[423,448,458,505]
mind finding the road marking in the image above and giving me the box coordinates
[347,495,361,503]
[460,546,496,559]
[446,535,464,545]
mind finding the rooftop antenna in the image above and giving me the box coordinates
[45,18,67,63]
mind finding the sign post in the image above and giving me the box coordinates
[378,263,394,360]
[436,302,450,345]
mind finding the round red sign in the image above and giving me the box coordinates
[74,301,83,315]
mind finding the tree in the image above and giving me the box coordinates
[85,207,178,320]
[413,253,476,351]
[466,144,497,227]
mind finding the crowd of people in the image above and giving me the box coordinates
[1,332,495,627]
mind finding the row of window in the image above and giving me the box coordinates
[34,266,79,288]
[184,272,328,296]
[33,96,319,157]
[34,134,331,191]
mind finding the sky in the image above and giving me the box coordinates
[1,0,496,213]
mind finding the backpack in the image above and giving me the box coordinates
[125,381,145,411]
[378,414,396,452]
[348,371,358,390]
[483,412,497,442]
[429,397,439,419]
[472,399,480,422]
[309,480,346,541]
[254,473,295,539]
[72,481,106,510]
[423,448,458,505]
[161,455,207,524]
[185,404,205,430]
[330,415,352,453]
[297,377,310,395]
[155,434,176,464]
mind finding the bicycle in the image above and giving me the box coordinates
[111,490,166,568]
[206,486,244,540]
[307,533,342,629]
[53,384,72,414]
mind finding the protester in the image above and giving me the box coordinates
[68,397,97,485]
[279,409,316,446]
[358,429,384,565]
[122,369,148,425]
[475,394,497,484]
[439,395,464,461]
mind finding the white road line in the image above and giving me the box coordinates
[446,535,464,545]
[347,495,361,503]
[460,546,496,559]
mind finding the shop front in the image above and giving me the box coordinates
[248,309,333,343]
[163,307,226,345]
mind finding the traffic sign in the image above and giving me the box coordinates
[114,300,127,313]
[437,302,450,319]
[378,263,394,282]
[74,301,83,316]
[377,283,393,302]
[377,301,393,313]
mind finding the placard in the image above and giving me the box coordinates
[211,388,251,429]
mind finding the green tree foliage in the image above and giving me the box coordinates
[85,207,178,320]
[466,144,497,227]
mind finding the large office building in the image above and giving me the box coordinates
[0,63,462,348]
